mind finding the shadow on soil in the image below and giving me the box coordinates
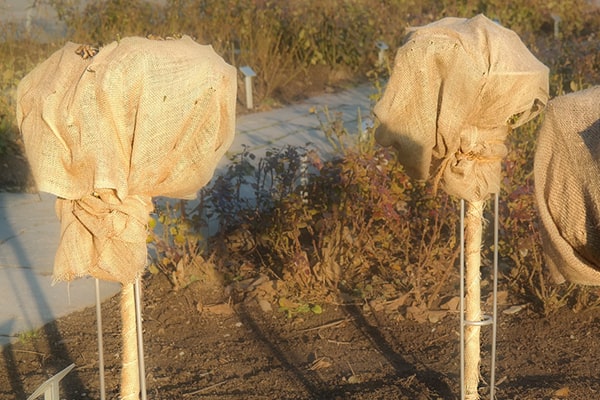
[237,301,455,399]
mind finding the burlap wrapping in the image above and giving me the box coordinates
[374,14,549,201]
[534,86,600,285]
[17,36,236,284]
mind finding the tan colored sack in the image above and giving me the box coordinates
[534,86,600,285]
[374,14,549,201]
[17,36,237,284]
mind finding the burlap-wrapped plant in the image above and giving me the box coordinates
[373,15,549,399]
[17,35,237,399]
[534,86,600,285]
[17,35,237,284]
[374,14,549,201]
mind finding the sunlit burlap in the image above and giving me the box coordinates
[17,36,236,284]
[534,86,600,285]
[374,14,549,201]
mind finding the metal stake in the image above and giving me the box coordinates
[134,277,147,400]
[95,278,106,400]
[490,192,499,399]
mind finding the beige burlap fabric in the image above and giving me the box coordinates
[374,14,549,201]
[17,36,236,284]
[534,86,600,285]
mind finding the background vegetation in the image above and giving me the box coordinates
[2,0,600,318]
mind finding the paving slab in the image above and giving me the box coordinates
[0,192,120,347]
[223,83,375,168]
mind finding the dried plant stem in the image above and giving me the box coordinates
[121,283,139,400]
[297,317,351,332]
[464,200,483,400]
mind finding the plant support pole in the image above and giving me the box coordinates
[95,278,106,400]
[464,199,484,400]
[490,192,499,399]
[460,195,499,400]
[121,283,139,400]
[134,277,147,400]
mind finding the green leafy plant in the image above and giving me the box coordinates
[278,297,323,319]
[17,329,39,344]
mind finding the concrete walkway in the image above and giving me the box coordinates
[0,83,375,347]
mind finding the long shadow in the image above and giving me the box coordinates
[0,193,86,397]
[235,300,456,399]
[236,302,323,399]
[343,303,456,399]
[0,319,24,395]
[498,373,600,397]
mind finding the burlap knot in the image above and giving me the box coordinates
[374,14,549,201]
[534,86,600,285]
[17,35,237,284]
[54,191,153,283]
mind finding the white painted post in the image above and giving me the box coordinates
[551,14,561,38]
[375,41,389,67]
[240,66,257,110]
[27,363,75,400]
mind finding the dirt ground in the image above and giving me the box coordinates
[2,66,600,400]
[1,270,600,400]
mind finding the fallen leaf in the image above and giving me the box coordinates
[503,304,526,315]
[406,306,428,323]
[248,274,270,291]
[203,303,234,316]
[427,310,448,323]
[440,296,460,311]
[279,297,301,309]
[368,298,384,312]
[384,293,411,313]
[257,298,273,313]
[553,386,569,397]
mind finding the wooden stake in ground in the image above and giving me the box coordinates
[121,283,139,400]
[464,200,484,399]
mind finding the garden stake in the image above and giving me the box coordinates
[121,283,139,400]
[491,193,499,399]
[460,194,499,400]
[120,279,148,400]
[95,278,106,400]
[135,277,148,400]
[462,199,484,399]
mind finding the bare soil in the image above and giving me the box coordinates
[2,271,600,400]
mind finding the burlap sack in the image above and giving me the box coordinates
[374,14,549,201]
[17,36,237,284]
[534,86,600,285]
